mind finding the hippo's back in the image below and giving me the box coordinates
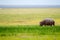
[43,18,54,23]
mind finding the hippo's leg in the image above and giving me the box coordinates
[44,24,47,26]
[49,24,53,26]
[50,25,52,26]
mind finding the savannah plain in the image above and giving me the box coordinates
[0,8,60,40]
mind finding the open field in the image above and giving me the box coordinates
[0,25,60,40]
[0,25,60,35]
[0,8,60,25]
[0,8,60,40]
[0,35,60,40]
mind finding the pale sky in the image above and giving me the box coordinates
[0,0,60,5]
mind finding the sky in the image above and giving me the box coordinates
[0,0,60,5]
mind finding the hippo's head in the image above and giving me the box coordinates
[40,22,43,26]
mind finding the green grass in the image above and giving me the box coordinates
[0,25,60,40]
[0,25,60,36]
[0,35,60,40]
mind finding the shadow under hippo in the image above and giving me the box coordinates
[40,18,55,26]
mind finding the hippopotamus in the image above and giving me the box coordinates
[40,18,55,26]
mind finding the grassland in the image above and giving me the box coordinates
[0,25,60,35]
[0,8,60,40]
[0,8,60,25]
[0,25,60,40]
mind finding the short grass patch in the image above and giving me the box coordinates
[0,25,60,36]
